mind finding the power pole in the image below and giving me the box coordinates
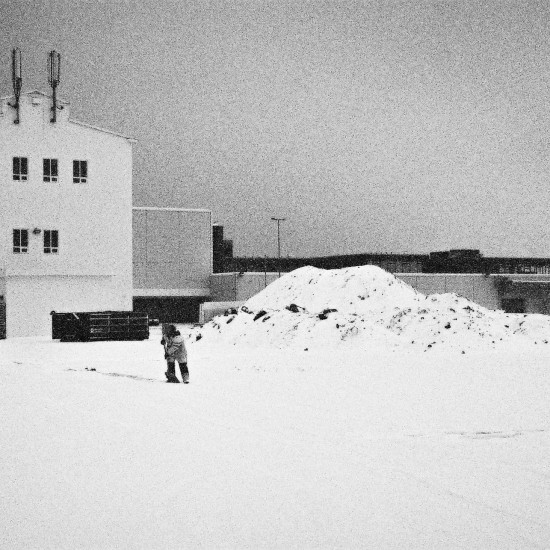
[271,217,286,278]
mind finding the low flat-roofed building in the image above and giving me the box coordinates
[132,207,212,323]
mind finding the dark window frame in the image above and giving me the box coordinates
[43,230,59,254]
[73,160,88,184]
[13,157,28,181]
[43,159,58,183]
[13,229,29,253]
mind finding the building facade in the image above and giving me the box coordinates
[132,207,212,322]
[0,91,134,337]
[220,249,550,277]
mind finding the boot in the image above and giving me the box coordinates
[165,362,180,383]
[180,362,189,384]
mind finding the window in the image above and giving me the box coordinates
[73,160,87,183]
[13,157,28,181]
[13,229,28,253]
[44,230,59,254]
[43,159,58,182]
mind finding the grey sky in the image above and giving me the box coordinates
[2,0,550,257]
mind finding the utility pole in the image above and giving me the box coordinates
[271,217,286,278]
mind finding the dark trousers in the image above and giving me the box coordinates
[167,360,188,378]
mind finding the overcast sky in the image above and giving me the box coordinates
[2,0,550,258]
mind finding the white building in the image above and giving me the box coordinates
[132,207,212,322]
[0,90,135,337]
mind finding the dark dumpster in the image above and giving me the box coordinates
[51,311,149,342]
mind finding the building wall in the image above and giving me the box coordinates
[520,293,549,314]
[133,207,212,296]
[0,92,133,337]
[199,301,244,324]
[133,296,205,324]
[209,272,280,302]
[236,272,280,301]
[6,275,126,337]
[396,274,501,310]
[493,275,550,315]
[132,207,212,323]
[209,273,238,302]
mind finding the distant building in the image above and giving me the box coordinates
[226,253,425,274]
[212,223,233,273]
[210,248,550,315]
[424,249,485,273]
[424,249,550,275]
[0,90,134,337]
[222,248,550,277]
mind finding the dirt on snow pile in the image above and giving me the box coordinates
[192,266,550,351]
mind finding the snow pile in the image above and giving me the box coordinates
[193,265,550,351]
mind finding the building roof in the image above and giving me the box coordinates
[69,119,136,142]
[133,206,212,214]
[1,89,136,142]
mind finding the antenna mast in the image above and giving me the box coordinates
[11,48,22,124]
[48,50,61,123]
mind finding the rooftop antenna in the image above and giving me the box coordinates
[48,50,61,123]
[10,48,22,124]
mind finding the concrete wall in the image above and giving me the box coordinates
[520,292,549,314]
[209,273,238,302]
[209,272,281,302]
[6,275,125,337]
[396,274,501,310]
[199,301,244,324]
[237,272,280,301]
[0,92,133,336]
[133,207,212,297]
[494,275,550,315]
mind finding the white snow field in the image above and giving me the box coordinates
[1,265,550,549]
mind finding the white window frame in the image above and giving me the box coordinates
[43,158,58,183]
[43,230,59,254]
[73,160,87,184]
[13,229,29,253]
[13,157,28,181]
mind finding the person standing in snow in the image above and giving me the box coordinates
[161,324,189,384]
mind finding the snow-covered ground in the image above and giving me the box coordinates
[1,266,550,549]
